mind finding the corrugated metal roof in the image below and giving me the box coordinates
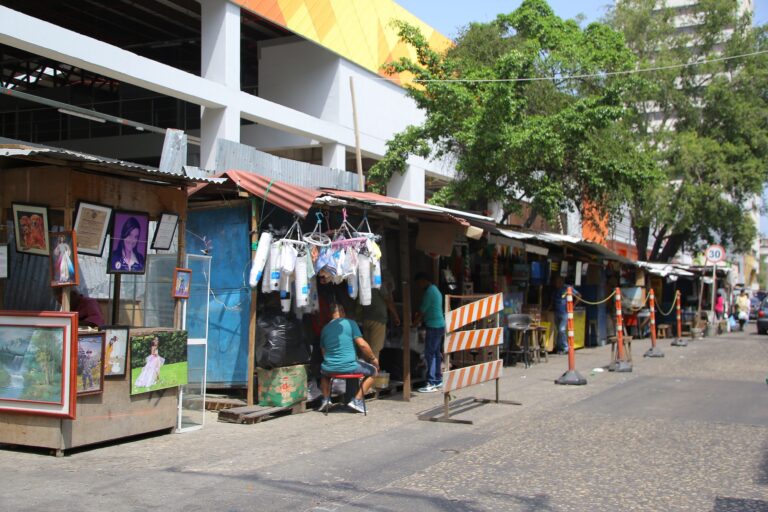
[191,170,323,218]
[318,189,469,226]
[0,139,222,185]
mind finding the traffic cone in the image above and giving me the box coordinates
[555,287,587,385]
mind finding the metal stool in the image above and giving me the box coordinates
[323,373,367,416]
[506,314,534,367]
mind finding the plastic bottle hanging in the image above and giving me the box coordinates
[248,231,273,288]
[268,241,282,291]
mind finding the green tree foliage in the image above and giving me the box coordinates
[369,0,662,227]
[608,0,768,261]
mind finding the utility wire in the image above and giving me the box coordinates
[376,49,768,84]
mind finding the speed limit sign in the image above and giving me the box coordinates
[705,244,726,263]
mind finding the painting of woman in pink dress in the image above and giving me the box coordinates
[133,337,165,389]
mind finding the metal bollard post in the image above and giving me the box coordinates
[644,289,665,358]
[609,287,632,372]
[555,287,587,385]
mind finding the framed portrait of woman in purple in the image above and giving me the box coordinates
[108,211,149,274]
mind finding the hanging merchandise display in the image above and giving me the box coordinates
[268,241,282,291]
[248,231,273,288]
[358,252,372,306]
[294,251,310,308]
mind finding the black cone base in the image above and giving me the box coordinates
[608,360,633,372]
[671,338,688,347]
[644,346,665,358]
[555,370,587,385]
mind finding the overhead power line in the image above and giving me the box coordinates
[377,49,768,84]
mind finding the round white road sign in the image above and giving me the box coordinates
[705,245,726,263]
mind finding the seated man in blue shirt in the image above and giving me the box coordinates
[319,302,379,413]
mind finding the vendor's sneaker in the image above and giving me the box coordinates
[347,398,366,413]
[318,397,332,412]
[417,384,439,393]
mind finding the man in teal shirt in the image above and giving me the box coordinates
[320,302,379,413]
[414,272,446,393]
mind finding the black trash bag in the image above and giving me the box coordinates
[256,313,311,369]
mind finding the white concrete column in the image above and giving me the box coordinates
[321,143,346,170]
[200,0,241,170]
[387,164,425,203]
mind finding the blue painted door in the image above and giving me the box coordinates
[187,203,250,387]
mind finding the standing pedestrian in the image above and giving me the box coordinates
[736,290,750,331]
[414,272,445,393]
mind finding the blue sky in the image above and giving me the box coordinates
[397,0,768,38]
[398,0,768,234]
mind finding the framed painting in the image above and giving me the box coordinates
[76,332,104,396]
[108,211,149,275]
[130,330,188,395]
[49,231,79,287]
[12,203,50,256]
[151,212,179,251]
[103,325,129,378]
[73,201,112,256]
[0,311,78,419]
[0,244,8,279]
[172,268,192,299]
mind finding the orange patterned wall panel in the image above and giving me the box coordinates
[233,0,452,83]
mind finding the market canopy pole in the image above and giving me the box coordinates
[247,197,260,406]
[644,289,664,358]
[399,215,412,401]
[350,77,364,192]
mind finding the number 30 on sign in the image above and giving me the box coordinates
[706,245,726,263]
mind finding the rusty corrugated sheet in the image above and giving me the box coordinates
[192,170,322,218]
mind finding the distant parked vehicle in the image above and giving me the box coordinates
[750,296,761,321]
[756,297,768,335]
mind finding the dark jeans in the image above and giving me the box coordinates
[424,327,445,386]
[555,313,568,352]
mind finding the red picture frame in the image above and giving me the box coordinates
[0,311,78,419]
[172,268,192,299]
[49,230,79,288]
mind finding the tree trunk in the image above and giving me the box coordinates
[633,224,650,262]
[523,207,539,228]
[658,231,688,262]
[649,225,668,261]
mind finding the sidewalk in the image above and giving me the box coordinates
[1,330,766,511]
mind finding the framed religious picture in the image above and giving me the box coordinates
[12,203,50,256]
[172,268,192,299]
[0,311,78,419]
[76,332,105,396]
[49,231,79,288]
[0,244,8,279]
[151,212,179,251]
[73,201,112,256]
[108,211,149,275]
[102,325,129,378]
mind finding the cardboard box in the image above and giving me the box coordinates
[257,365,307,407]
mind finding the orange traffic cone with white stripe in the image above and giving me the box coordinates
[644,289,665,358]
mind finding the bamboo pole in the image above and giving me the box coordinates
[349,77,365,192]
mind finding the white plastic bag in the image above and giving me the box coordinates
[371,257,382,289]
[248,231,272,288]
[358,253,372,306]
[280,242,298,274]
[347,272,359,299]
[294,253,310,308]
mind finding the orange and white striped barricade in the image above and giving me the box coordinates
[644,289,665,358]
[671,291,688,347]
[608,287,633,372]
[555,287,587,385]
[419,292,521,425]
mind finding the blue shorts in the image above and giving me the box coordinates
[321,360,377,377]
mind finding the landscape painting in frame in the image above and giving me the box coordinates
[130,330,188,395]
[77,332,104,396]
[0,312,78,419]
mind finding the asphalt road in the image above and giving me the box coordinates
[1,329,767,511]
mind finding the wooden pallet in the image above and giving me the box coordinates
[217,401,306,425]
[203,396,247,411]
